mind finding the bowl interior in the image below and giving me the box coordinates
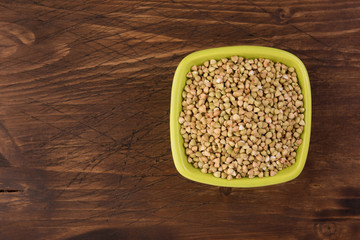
[170,46,311,187]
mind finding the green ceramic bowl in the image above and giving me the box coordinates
[170,46,311,187]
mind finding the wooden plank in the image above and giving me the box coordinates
[0,0,359,239]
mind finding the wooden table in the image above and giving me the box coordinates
[0,1,359,239]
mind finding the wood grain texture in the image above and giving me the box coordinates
[0,0,359,239]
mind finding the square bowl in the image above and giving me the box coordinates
[170,46,311,187]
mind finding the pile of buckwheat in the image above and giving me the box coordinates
[178,56,305,180]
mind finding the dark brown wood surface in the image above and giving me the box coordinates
[0,0,359,239]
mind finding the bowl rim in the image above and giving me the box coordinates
[170,45,311,187]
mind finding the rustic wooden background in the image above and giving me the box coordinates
[0,0,359,239]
